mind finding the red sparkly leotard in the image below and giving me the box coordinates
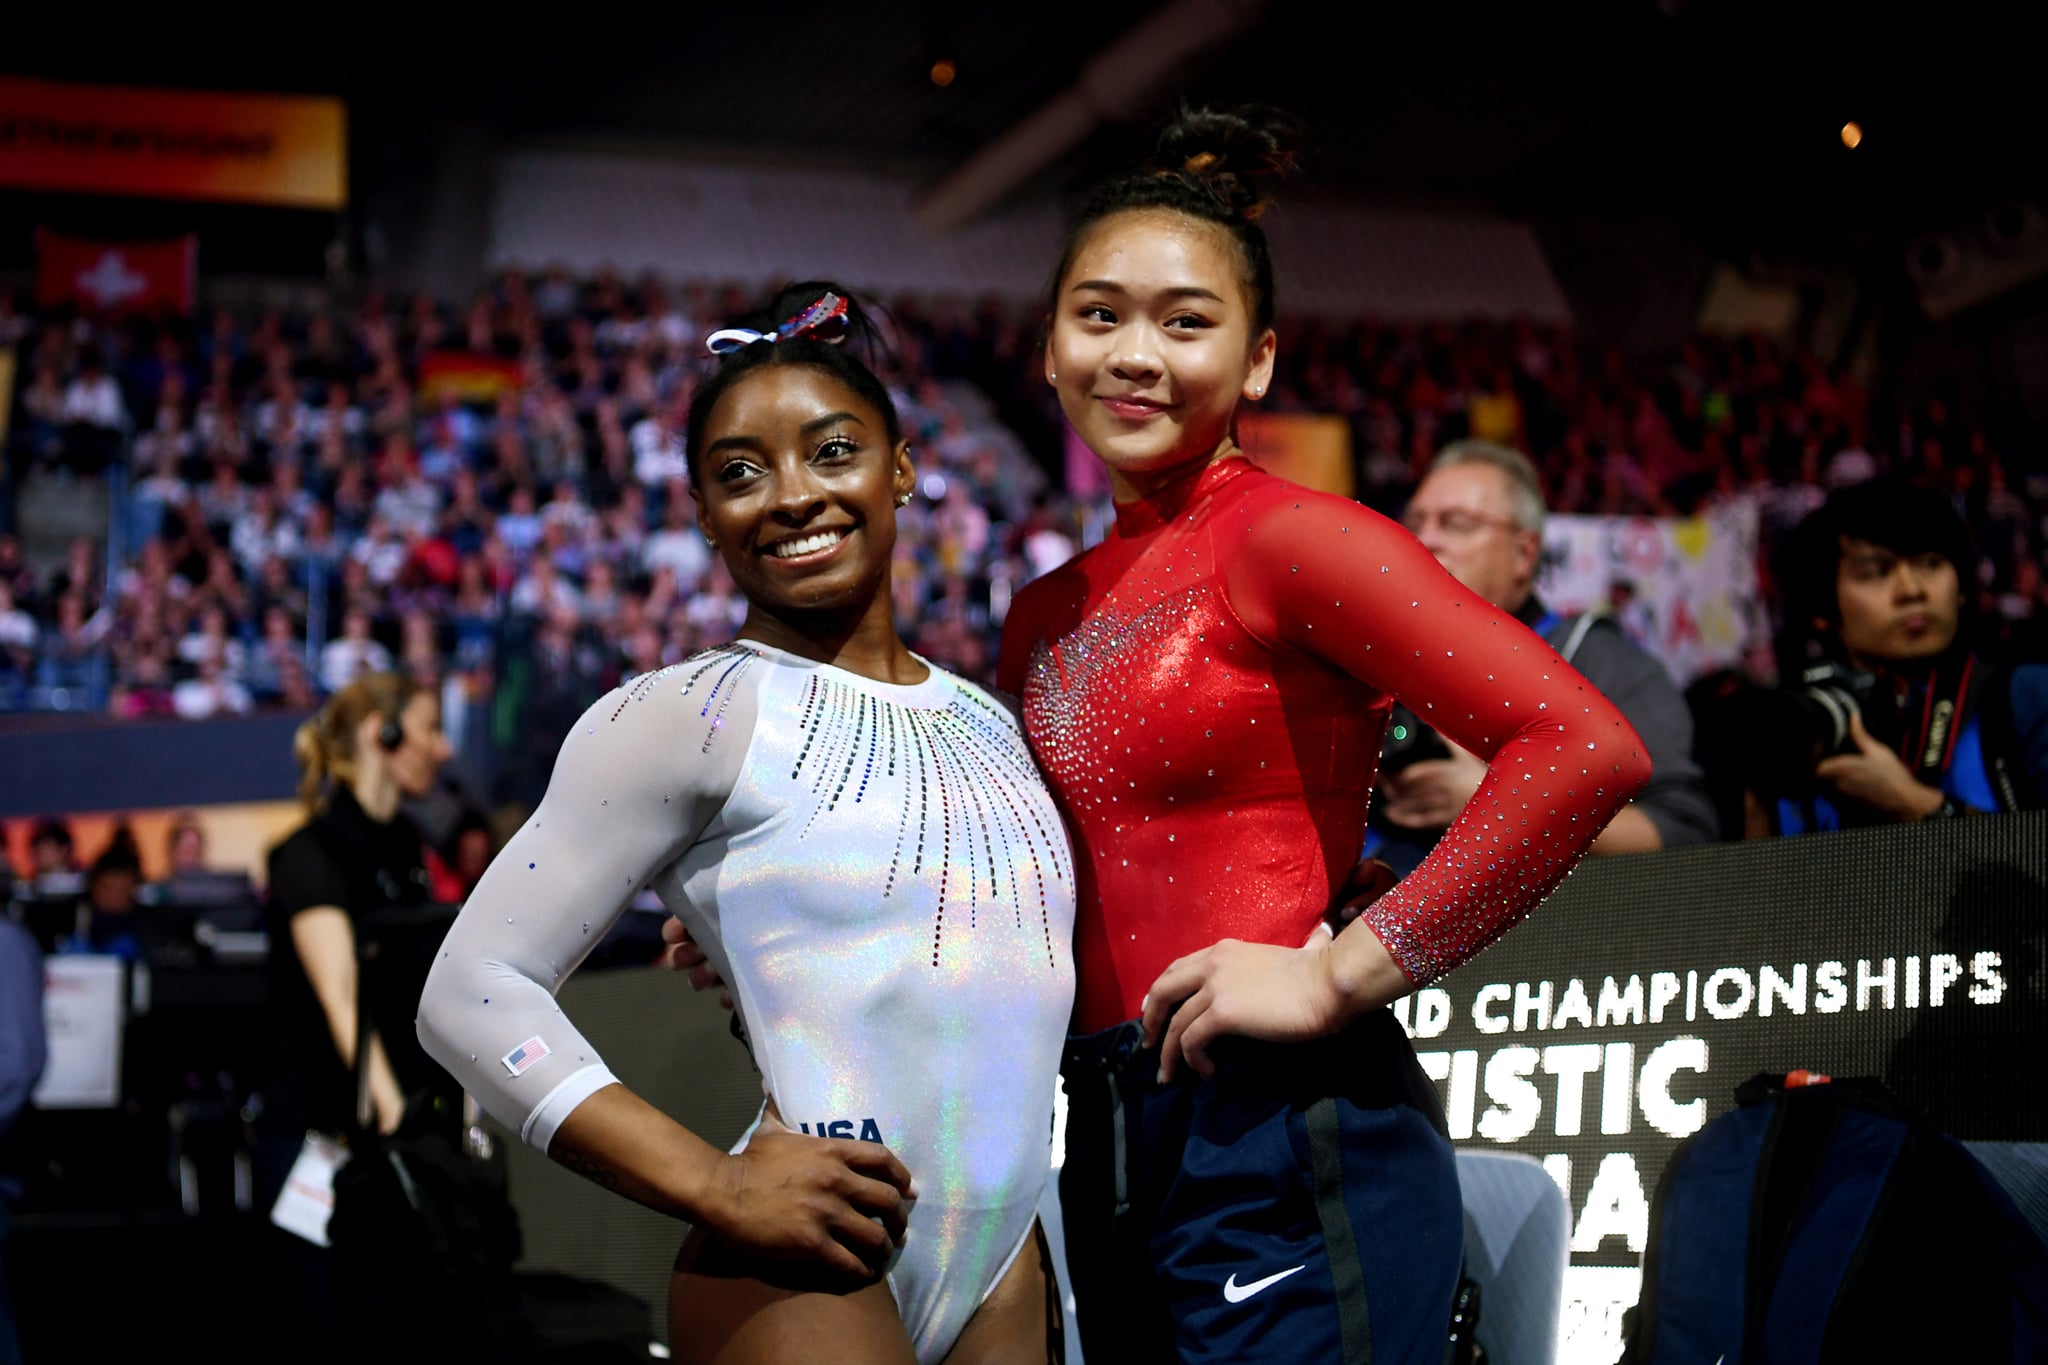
[998,456,1651,1031]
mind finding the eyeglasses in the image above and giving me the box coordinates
[1400,508,1525,538]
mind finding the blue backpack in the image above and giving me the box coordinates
[1623,1073,2048,1364]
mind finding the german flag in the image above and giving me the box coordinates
[419,350,523,404]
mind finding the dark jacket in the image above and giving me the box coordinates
[1770,651,2048,835]
[265,786,442,1135]
[1369,595,1720,874]
[0,919,47,1203]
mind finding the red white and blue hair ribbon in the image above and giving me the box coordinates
[704,292,851,356]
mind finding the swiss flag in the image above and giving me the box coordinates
[34,228,197,315]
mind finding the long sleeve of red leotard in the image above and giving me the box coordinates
[1223,493,1652,985]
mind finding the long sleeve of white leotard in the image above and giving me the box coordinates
[417,662,758,1153]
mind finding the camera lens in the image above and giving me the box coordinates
[1800,683,1860,755]
[1707,686,1848,795]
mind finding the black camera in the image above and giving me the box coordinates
[1788,661,1884,758]
[1379,702,1450,776]
[1711,661,1887,796]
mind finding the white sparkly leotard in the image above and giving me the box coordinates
[418,642,1076,1362]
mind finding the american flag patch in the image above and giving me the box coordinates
[502,1037,551,1076]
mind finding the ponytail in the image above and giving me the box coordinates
[292,717,331,811]
[292,671,420,811]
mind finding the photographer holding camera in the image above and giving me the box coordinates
[1713,478,2048,834]
[1369,442,1718,874]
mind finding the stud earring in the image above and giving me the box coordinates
[897,492,912,507]
[702,534,716,549]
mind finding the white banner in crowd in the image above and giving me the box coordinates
[1536,498,1766,687]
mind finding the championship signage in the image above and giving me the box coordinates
[1408,811,2047,1363]
[454,816,2048,1364]
[0,77,346,210]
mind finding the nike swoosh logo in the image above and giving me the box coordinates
[1223,1265,1307,1303]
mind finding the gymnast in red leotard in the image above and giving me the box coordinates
[995,108,1652,1365]
[1002,449,1648,1032]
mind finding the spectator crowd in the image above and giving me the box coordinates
[0,273,1067,807]
[4,268,2047,815]
[1260,314,2048,642]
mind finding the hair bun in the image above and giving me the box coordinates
[1151,105,1303,222]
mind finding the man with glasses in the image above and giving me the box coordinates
[1368,441,1719,874]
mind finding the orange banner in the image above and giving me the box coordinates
[1238,412,1355,499]
[0,77,346,210]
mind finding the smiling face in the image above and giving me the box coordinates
[1047,209,1275,500]
[691,365,914,630]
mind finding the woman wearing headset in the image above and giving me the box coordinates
[260,670,456,1359]
[268,670,456,1145]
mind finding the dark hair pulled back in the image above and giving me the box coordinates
[1052,105,1303,333]
[684,281,902,481]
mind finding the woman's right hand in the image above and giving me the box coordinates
[695,1118,918,1293]
[1323,856,1398,934]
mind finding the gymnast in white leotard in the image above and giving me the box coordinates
[416,285,1075,1365]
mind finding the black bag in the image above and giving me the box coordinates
[327,906,655,1363]
[327,1090,525,1354]
[327,906,525,1358]
[1623,1072,2048,1364]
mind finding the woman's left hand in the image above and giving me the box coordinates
[1140,939,1353,1083]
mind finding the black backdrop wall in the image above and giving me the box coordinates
[493,813,2047,1357]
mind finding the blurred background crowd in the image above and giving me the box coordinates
[6,270,2047,813]
[4,274,2048,834]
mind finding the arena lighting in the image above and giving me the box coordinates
[1983,201,2044,254]
[1841,121,1864,149]
[1908,201,2048,319]
[913,0,1265,233]
[930,59,957,88]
